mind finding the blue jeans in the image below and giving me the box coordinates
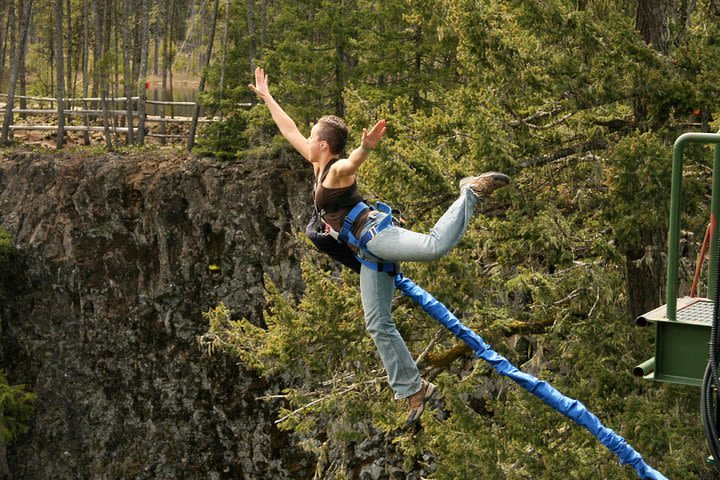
[357,188,478,399]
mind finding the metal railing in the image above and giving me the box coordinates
[666,133,720,319]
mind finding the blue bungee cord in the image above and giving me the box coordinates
[393,273,667,480]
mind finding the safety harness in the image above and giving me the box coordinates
[336,201,398,273]
[313,161,399,274]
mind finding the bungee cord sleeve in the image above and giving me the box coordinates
[393,273,667,480]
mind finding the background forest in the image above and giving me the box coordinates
[0,0,211,99]
[2,0,720,478]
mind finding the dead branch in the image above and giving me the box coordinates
[518,139,609,169]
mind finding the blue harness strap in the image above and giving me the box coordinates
[337,201,399,274]
[359,202,394,248]
[355,254,398,273]
[338,202,371,247]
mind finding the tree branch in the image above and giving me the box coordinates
[518,139,609,169]
[415,328,445,365]
[269,377,384,425]
[419,317,557,369]
[504,101,564,128]
[509,112,575,130]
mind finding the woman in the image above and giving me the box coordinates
[249,67,509,426]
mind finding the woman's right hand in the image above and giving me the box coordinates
[248,67,271,102]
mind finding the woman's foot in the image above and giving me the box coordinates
[404,380,438,427]
[459,172,510,198]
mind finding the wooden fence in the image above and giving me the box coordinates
[0,93,250,145]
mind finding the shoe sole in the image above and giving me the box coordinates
[459,172,510,191]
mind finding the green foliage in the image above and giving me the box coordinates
[0,228,34,444]
[193,107,252,161]
[0,370,36,444]
[204,258,373,380]
[0,227,13,261]
[0,226,17,301]
[201,0,720,477]
[604,131,673,248]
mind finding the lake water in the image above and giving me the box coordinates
[146,83,200,117]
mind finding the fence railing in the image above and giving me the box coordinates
[0,93,250,145]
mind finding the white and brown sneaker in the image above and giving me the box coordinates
[403,380,438,428]
[459,171,510,198]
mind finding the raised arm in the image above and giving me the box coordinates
[332,119,387,178]
[248,67,311,162]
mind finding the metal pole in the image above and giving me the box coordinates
[667,133,720,320]
[710,143,720,299]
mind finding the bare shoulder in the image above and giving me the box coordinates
[324,159,355,188]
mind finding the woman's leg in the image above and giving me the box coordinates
[365,187,478,262]
[360,264,422,399]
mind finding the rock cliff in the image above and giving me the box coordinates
[0,149,315,478]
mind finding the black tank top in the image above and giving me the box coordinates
[314,159,369,239]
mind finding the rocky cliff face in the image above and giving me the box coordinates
[0,149,315,478]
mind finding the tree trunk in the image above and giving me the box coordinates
[636,0,670,55]
[105,0,114,146]
[217,0,229,125]
[70,0,81,99]
[0,0,32,146]
[137,0,150,144]
[168,0,175,119]
[3,0,15,97]
[95,0,112,148]
[90,4,99,101]
[112,0,119,141]
[122,0,134,144]
[246,0,255,71]
[188,0,219,150]
[17,0,25,115]
[49,5,54,97]
[194,1,201,76]
[0,0,7,82]
[334,43,344,117]
[331,4,349,118]
[260,0,267,52]
[65,0,72,97]
[132,0,141,83]
[625,227,667,320]
[55,0,65,149]
[625,0,672,317]
[153,24,159,76]
[81,0,90,144]
[160,0,168,145]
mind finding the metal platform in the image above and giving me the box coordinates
[636,297,714,386]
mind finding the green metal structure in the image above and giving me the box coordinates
[635,133,720,387]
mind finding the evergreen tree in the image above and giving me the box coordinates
[0,228,36,476]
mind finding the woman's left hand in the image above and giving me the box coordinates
[361,119,387,151]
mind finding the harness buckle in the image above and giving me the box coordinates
[368,226,379,240]
[334,200,400,274]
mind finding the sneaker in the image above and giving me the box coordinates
[459,171,510,198]
[404,380,438,428]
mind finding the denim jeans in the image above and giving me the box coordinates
[357,188,478,399]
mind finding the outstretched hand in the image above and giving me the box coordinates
[361,119,387,151]
[248,67,271,102]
